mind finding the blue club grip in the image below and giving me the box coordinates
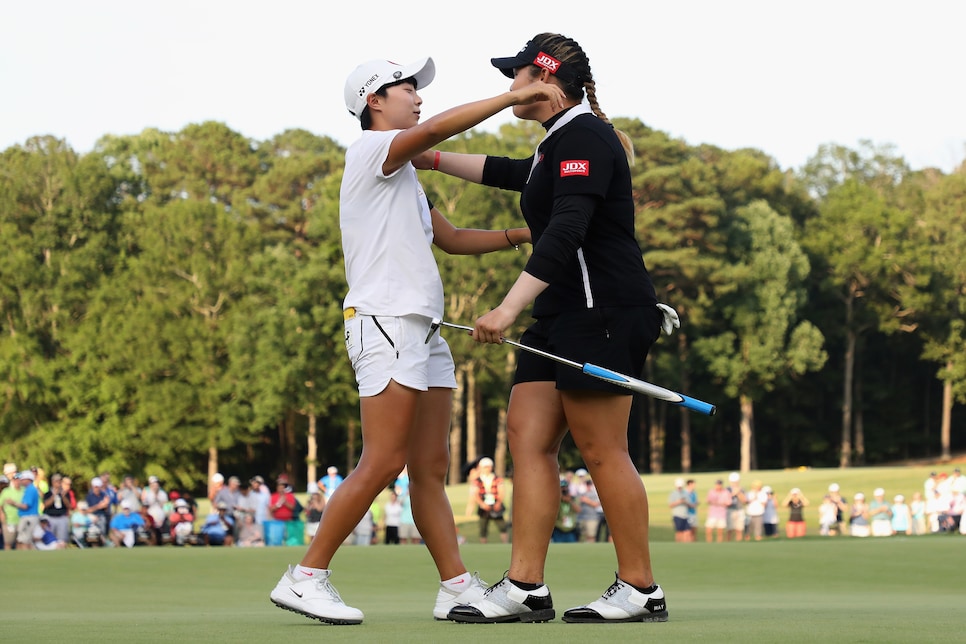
[678,395,716,416]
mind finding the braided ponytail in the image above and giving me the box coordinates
[529,33,635,166]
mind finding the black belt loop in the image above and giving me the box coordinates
[370,316,399,359]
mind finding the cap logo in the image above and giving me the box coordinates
[358,73,381,98]
[560,160,589,177]
[392,71,402,80]
[533,51,561,75]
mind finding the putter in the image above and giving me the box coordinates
[428,318,716,416]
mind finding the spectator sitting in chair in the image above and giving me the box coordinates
[109,500,145,548]
[200,501,235,546]
[33,515,66,550]
[168,498,196,545]
[236,512,264,547]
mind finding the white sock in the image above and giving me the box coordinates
[294,565,327,580]
[441,572,471,592]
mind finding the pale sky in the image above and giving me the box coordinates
[2,0,964,173]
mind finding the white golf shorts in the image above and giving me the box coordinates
[344,312,457,397]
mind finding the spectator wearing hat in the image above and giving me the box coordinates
[668,478,693,542]
[891,494,912,535]
[552,479,580,543]
[2,462,16,480]
[200,501,235,546]
[849,493,871,537]
[705,479,731,543]
[818,494,838,536]
[110,500,146,547]
[33,516,66,550]
[869,488,893,537]
[168,499,196,545]
[726,472,747,541]
[781,488,809,538]
[745,481,768,541]
[42,473,71,543]
[14,470,41,550]
[1,473,22,550]
[140,476,168,542]
[250,476,271,526]
[208,472,226,504]
[827,483,848,536]
[270,476,298,522]
[86,477,112,536]
[70,501,94,546]
[318,466,344,502]
[471,457,508,544]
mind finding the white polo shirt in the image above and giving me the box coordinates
[340,129,443,319]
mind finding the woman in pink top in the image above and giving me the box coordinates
[705,479,732,543]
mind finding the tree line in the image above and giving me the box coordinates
[1,120,963,493]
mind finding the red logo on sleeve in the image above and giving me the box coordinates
[560,160,589,177]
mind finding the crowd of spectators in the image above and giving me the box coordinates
[0,462,425,550]
[5,459,964,551]
[668,468,966,541]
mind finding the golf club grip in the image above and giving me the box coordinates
[581,364,716,416]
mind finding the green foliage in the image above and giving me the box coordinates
[0,121,962,487]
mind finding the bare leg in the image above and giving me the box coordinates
[409,387,466,580]
[563,390,655,589]
[504,382,568,584]
[299,381,415,568]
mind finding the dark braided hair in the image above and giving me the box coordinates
[525,33,635,165]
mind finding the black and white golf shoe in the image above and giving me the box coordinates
[562,574,668,623]
[447,576,555,623]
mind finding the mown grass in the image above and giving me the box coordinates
[4,532,961,643]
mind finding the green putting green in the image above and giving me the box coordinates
[3,534,960,642]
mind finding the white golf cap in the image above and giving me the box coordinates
[211,473,224,484]
[728,472,740,482]
[674,478,685,488]
[575,468,589,477]
[478,457,494,467]
[828,483,840,492]
[344,57,435,120]
[873,487,885,496]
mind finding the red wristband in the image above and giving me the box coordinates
[432,150,441,171]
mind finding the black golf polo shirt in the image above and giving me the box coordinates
[482,110,656,317]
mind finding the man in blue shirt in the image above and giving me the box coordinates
[200,502,235,546]
[318,466,344,501]
[15,470,40,550]
[109,500,145,547]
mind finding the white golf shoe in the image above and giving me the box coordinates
[562,574,668,623]
[433,572,487,620]
[270,565,364,625]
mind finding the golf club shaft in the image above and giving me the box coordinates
[439,321,716,416]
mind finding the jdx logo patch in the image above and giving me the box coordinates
[533,51,561,74]
[560,160,589,177]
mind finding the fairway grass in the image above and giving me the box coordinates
[3,536,960,643]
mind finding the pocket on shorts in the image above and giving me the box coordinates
[344,318,362,368]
